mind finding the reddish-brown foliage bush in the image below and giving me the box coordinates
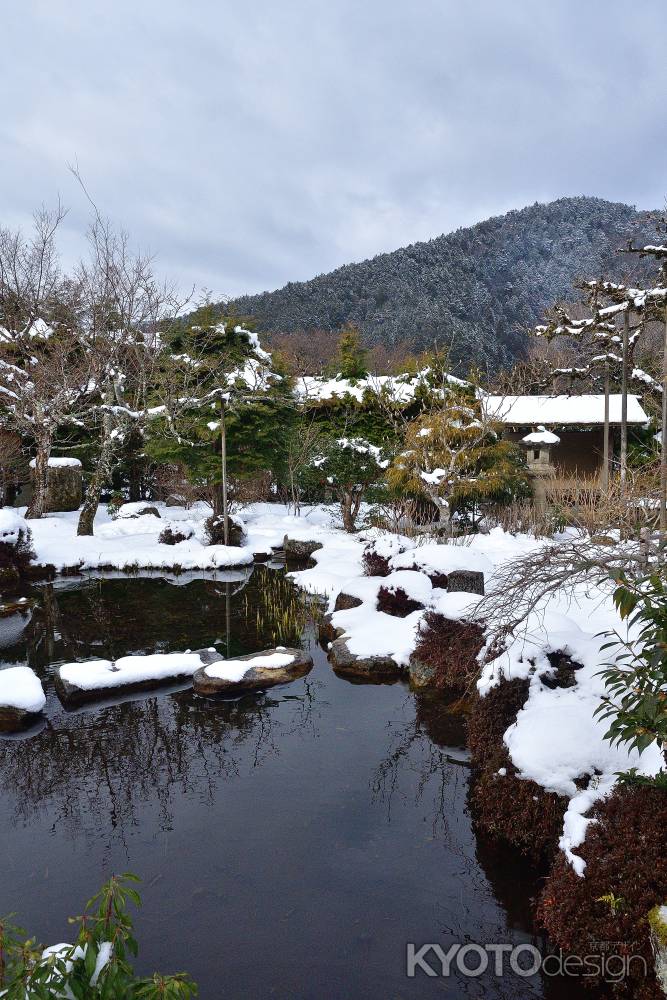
[467,678,567,860]
[401,561,449,588]
[538,786,667,999]
[362,548,391,577]
[377,585,423,618]
[411,611,484,693]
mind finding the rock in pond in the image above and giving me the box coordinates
[327,637,402,679]
[407,655,438,690]
[55,652,205,706]
[318,613,346,645]
[283,536,323,562]
[193,647,313,696]
[0,666,46,732]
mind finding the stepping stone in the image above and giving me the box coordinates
[55,652,205,706]
[327,637,402,680]
[193,647,313,696]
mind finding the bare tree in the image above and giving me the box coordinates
[74,212,185,535]
[0,206,98,517]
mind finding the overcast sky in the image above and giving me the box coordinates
[2,1,666,301]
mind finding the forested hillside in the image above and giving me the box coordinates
[229,197,657,372]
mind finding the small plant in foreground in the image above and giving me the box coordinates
[596,892,625,916]
[615,767,667,790]
[595,572,667,764]
[0,874,197,998]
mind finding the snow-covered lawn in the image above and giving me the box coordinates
[9,500,665,873]
[23,501,343,573]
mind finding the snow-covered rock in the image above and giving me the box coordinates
[193,646,313,695]
[55,652,205,704]
[0,509,30,545]
[0,665,46,730]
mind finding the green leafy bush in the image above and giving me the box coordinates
[595,573,667,764]
[0,874,197,998]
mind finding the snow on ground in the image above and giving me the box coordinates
[23,501,351,573]
[0,665,46,712]
[28,456,81,468]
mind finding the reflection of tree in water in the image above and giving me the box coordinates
[371,692,470,838]
[0,680,319,848]
[6,566,317,675]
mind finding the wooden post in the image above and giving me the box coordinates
[602,359,610,493]
[660,301,667,556]
[620,309,629,496]
[220,397,229,547]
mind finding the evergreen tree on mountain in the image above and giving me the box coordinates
[330,323,369,380]
[228,197,658,373]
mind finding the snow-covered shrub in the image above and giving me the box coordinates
[0,510,35,588]
[204,513,246,547]
[106,492,125,518]
[411,611,484,693]
[362,546,391,577]
[305,436,388,532]
[158,525,194,545]
[376,585,423,618]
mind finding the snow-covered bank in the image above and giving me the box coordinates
[288,519,662,874]
[23,501,344,574]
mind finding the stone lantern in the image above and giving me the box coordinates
[520,426,560,506]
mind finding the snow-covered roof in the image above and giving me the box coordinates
[485,394,649,426]
[521,426,560,446]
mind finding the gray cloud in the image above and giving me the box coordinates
[1,0,666,300]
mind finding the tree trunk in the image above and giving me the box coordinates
[25,434,52,519]
[602,361,610,493]
[341,491,355,532]
[220,400,229,546]
[77,419,113,536]
[620,309,629,496]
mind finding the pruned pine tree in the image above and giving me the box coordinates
[534,277,665,493]
[387,384,529,529]
[305,436,388,532]
[147,304,292,536]
[534,301,620,492]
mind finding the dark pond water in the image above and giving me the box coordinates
[0,569,601,999]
